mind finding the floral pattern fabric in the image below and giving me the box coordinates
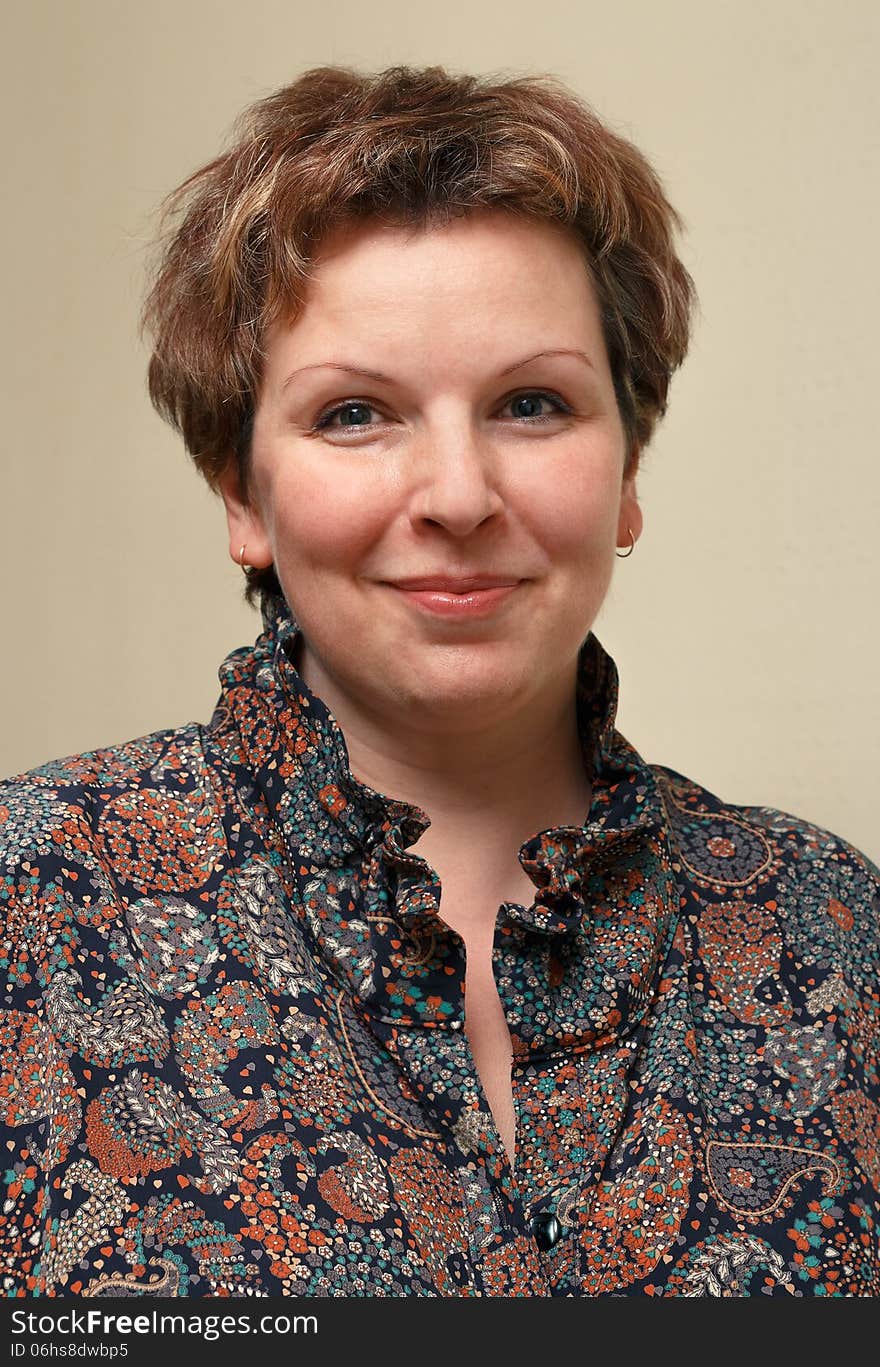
[1,591,878,1297]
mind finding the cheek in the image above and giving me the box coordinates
[265,467,390,569]
[527,461,621,556]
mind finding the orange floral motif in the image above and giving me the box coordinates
[578,1098,693,1294]
[388,1149,471,1294]
[699,901,792,1025]
[826,899,854,932]
[97,789,224,895]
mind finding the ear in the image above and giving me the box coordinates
[216,460,274,569]
[617,447,644,550]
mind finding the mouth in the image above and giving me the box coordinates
[382,577,524,618]
[388,575,523,592]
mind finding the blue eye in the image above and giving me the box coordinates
[313,390,571,433]
[314,401,377,430]
[504,391,570,421]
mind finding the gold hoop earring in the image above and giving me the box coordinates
[616,528,636,558]
[238,543,249,571]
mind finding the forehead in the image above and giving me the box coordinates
[312,206,584,259]
[308,209,589,290]
[272,210,603,354]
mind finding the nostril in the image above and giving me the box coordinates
[412,470,504,535]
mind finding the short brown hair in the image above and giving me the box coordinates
[142,64,697,604]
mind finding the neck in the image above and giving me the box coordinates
[299,644,592,855]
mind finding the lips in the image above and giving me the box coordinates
[387,575,522,591]
[383,577,523,619]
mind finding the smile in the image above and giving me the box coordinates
[384,582,522,618]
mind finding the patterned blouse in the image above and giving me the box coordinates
[1,590,878,1298]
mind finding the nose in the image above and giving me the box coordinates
[408,426,505,536]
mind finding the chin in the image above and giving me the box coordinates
[386,648,537,716]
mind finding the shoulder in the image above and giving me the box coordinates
[650,760,879,976]
[0,722,209,857]
[0,724,217,981]
[651,758,877,876]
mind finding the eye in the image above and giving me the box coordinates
[312,400,379,431]
[500,390,572,422]
[312,389,572,434]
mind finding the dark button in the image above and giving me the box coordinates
[528,1210,562,1251]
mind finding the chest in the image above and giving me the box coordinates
[434,879,531,1169]
[462,947,517,1167]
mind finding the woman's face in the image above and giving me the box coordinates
[220,210,642,732]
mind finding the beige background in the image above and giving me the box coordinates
[2,0,878,863]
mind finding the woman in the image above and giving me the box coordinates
[1,64,877,1298]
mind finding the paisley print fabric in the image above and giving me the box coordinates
[1,590,878,1297]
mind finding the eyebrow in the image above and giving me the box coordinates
[280,348,595,390]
